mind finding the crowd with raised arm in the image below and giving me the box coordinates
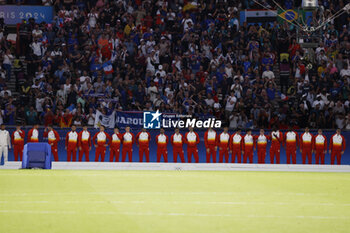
[0,0,349,130]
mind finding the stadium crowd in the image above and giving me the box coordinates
[0,0,350,130]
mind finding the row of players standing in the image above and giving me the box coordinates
[0,124,346,165]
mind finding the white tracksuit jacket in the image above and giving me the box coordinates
[0,129,11,163]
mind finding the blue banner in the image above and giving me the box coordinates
[0,5,53,24]
[115,111,144,129]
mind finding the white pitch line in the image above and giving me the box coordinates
[0,173,190,177]
[0,191,343,197]
[0,200,349,206]
[0,210,348,220]
[0,210,76,214]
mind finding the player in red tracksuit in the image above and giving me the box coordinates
[300,127,313,164]
[314,129,327,165]
[217,127,230,163]
[255,129,269,164]
[27,124,39,143]
[270,127,283,164]
[156,128,168,162]
[242,129,255,163]
[65,125,79,162]
[92,125,111,162]
[229,129,243,163]
[284,128,299,164]
[185,127,200,163]
[109,127,122,162]
[171,128,185,163]
[170,129,185,163]
[136,128,151,162]
[122,126,134,162]
[11,124,25,161]
[78,125,91,162]
[204,127,217,163]
[329,129,346,165]
[43,125,60,161]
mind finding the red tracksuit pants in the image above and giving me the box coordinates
[122,147,133,162]
[231,149,241,163]
[51,146,58,161]
[95,146,106,162]
[187,146,199,163]
[286,148,297,164]
[331,150,342,165]
[270,146,280,164]
[315,150,325,165]
[173,147,185,163]
[110,147,120,162]
[219,147,229,163]
[243,149,253,163]
[79,145,90,162]
[302,148,312,164]
[257,148,266,164]
[157,148,168,162]
[206,145,216,163]
[67,147,77,162]
[139,147,149,162]
[13,144,24,161]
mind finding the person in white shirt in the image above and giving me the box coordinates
[229,112,241,129]
[56,85,67,104]
[315,42,326,56]
[155,65,166,78]
[312,95,325,110]
[225,92,237,116]
[147,81,158,102]
[78,71,89,84]
[225,63,233,79]
[0,124,11,164]
[345,114,350,130]
[230,79,243,99]
[146,54,156,75]
[86,108,96,126]
[340,63,350,78]
[262,66,275,80]
[182,15,193,31]
[3,49,13,81]
[88,10,98,28]
[30,39,43,57]
[205,93,215,107]
[0,110,4,125]
[0,86,12,97]
[32,25,43,39]
[42,0,52,6]
[35,95,45,113]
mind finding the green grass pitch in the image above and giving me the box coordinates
[0,170,349,233]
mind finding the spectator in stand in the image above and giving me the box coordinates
[3,49,13,81]
[0,0,347,131]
